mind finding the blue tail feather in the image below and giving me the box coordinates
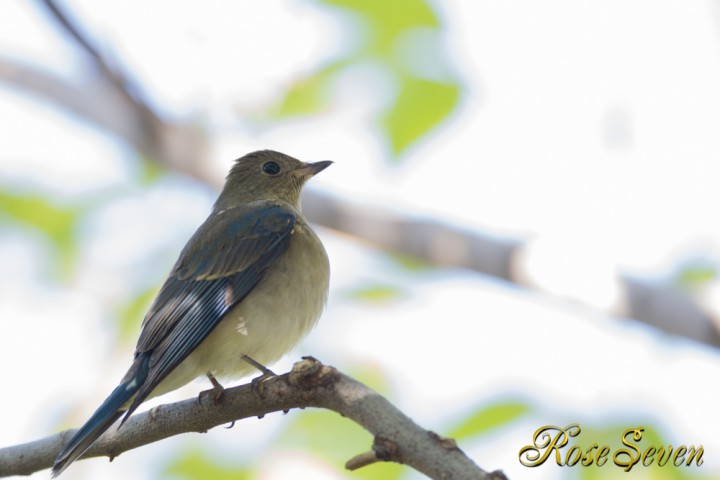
[51,353,150,477]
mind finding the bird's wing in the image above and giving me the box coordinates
[124,204,296,419]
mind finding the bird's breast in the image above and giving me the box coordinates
[182,220,330,381]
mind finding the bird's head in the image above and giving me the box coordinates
[216,150,332,210]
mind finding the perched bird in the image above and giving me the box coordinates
[52,150,331,476]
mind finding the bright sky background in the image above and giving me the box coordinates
[1,1,720,479]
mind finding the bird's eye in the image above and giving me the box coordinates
[262,161,281,175]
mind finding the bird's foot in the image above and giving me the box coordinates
[198,372,226,405]
[242,354,276,396]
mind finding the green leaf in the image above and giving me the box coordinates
[280,409,405,480]
[164,450,251,480]
[352,459,406,480]
[138,155,167,185]
[389,252,433,272]
[276,365,401,478]
[449,400,531,440]
[0,190,82,278]
[676,264,716,290]
[275,65,341,117]
[382,77,459,156]
[266,0,462,161]
[347,284,403,303]
[345,364,392,397]
[323,0,439,55]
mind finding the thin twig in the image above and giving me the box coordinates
[39,0,152,116]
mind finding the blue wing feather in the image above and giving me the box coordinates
[124,205,296,418]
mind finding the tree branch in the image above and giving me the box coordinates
[33,0,215,185]
[37,0,163,159]
[39,0,149,111]
[0,358,502,479]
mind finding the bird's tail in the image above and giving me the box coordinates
[51,353,150,477]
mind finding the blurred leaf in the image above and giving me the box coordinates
[347,284,403,303]
[324,0,438,54]
[281,410,365,464]
[164,450,251,480]
[138,155,167,185]
[352,459,405,480]
[115,285,159,344]
[346,364,392,397]
[0,190,82,278]
[388,252,433,271]
[382,77,459,156]
[275,64,342,117]
[449,400,531,440]
[270,0,461,159]
[278,365,401,479]
[675,263,716,290]
[280,409,405,480]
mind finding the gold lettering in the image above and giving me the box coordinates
[519,425,704,471]
[685,446,704,466]
[596,446,610,466]
[642,446,656,466]
[566,446,582,466]
[673,446,687,467]
[518,424,579,467]
[613,428,643,472]
[656,446,671,467]
[581,444,598,466]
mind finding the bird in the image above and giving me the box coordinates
[52,150,331,476]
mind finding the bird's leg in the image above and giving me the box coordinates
[242,354,276,394]
[199,372,226,405]
[242,354,275,377]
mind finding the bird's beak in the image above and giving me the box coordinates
[293,160,333,180]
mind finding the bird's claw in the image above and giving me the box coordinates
[250,370,277,396]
